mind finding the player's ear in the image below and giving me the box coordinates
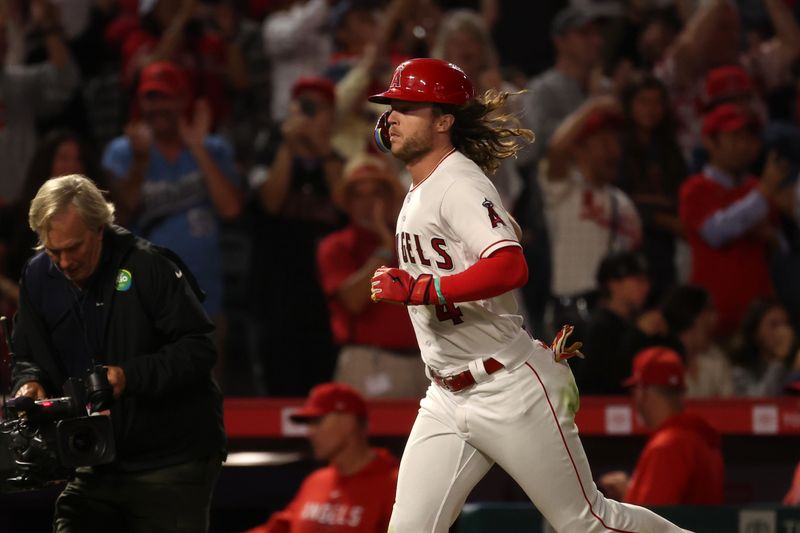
[435,113,455,133]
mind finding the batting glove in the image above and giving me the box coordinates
[550,324,584,362]
[371,267,434,305]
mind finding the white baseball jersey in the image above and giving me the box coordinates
[394,149,528,373]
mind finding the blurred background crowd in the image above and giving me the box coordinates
[1,0,800,401]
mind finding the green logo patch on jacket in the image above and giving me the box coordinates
[116,269,132,292]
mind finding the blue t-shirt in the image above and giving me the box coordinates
[102,135,238,315]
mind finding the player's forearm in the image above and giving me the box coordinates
[439,246,527,303]
[372,247,528,306]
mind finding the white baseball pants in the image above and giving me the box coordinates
[388,342,693,533]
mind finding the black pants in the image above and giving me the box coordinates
[53,455,222,533]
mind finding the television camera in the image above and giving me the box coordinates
[0,317,115,493]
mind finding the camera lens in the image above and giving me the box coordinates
[67,424,106,460]
[71,431,93,453]
[56,416,116,468]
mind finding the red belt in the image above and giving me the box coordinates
[429,358,504,392]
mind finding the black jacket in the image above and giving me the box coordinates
[11,225,226,471]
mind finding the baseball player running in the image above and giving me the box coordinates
[369,58,691,533]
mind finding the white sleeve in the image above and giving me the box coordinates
[440,176,521,260]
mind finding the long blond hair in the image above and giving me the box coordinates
[442,89,535,175]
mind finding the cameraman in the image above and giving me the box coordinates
[12,175,225,532]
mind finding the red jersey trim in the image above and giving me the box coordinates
[410,148,456,192]
[479,239,521,259]
[525,362,641,533]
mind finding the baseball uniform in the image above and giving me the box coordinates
[386,149,690,533]
[368,57,691,533]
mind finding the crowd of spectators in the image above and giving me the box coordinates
[1,0,800,399]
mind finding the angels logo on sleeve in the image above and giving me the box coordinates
[482,198,506,228]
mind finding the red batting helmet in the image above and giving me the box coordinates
[368,58,475,106]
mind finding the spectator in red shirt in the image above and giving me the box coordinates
[599,347,725,505]
[243,383,399,533]
[679,103,790,337]
[317,154,428,398]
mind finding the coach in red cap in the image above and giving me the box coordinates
[600,347,724,505]
[289,382,368,422]
[244,383,399,533]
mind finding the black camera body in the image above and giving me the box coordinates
[0,367,116,493]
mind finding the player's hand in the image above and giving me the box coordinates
[15,381,46,400]
[104,366,127,399]
[550,324,584,362]
[371,267,434,305]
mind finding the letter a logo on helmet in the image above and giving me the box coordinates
[389,64,405,89]
[369,58,475,106]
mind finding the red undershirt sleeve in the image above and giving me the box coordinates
[430,246,528,303]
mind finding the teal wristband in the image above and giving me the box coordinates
[434,277,446,305]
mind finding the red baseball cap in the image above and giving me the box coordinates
[701,103,760,137]
[705,65,753,107]
[291,76,336,105]
[623,347,685,390]
[575,110,624,143]
[138,61,188,98]
[290,383,367,422]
